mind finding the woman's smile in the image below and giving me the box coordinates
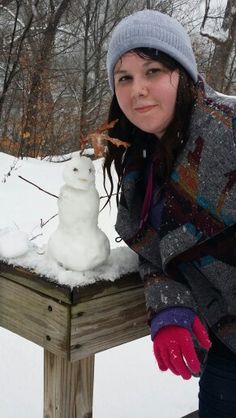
[134,104,158,113]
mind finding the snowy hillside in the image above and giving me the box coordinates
[0,151,199,418]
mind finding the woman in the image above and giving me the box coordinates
[103,9,236,417]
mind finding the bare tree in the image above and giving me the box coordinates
[1,0,235,160]
[200,0,236,92]
[0,0,36,117]
[19,0,71,157]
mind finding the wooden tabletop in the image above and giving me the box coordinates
[0,262,149,361]
[0,261,144,303]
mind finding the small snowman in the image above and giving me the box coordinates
[47,154,110,271]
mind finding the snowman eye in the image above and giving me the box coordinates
[73,167,78,172]
[89,168,92,174]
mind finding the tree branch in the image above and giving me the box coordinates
[18,175,58,198]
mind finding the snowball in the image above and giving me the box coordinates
[0,229,29,258]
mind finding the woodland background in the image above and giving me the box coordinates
[0,0,235,159]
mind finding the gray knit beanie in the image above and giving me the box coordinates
[106,9,198,91]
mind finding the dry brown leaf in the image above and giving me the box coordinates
[105,136,130,148]
[80,119,130,157]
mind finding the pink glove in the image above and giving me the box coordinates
[153,316,212,380]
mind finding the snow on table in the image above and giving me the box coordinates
[0,236,139,287]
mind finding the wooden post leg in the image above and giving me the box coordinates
[44,350,95,418]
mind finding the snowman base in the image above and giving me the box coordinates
[47,227,110,272]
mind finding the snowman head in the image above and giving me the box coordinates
[63,155,96,190]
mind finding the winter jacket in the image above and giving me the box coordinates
[115,80,236,354]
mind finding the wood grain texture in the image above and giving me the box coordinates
[70,285,149,361]
[0,263,149,360]
[71,272,143,303]
[44,350,94,418]
[0,263,72,303]
[0,263,151,418]
[0,275,70,356]
[0,262,143,305]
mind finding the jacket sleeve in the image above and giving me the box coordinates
[138,255,197,324]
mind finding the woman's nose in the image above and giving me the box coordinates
[131,79,149,97]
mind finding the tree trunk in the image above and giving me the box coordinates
[20,0,70,157]
[206,0,236,92]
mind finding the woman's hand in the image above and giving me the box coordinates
[153,316,212,379]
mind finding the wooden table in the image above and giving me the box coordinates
[0,262,149,418]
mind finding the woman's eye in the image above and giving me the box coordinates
[118,75,132,83]
[147,68,161,75]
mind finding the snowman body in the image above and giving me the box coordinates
[47,155,110,271]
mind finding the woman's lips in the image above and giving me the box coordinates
[134,105,157,113]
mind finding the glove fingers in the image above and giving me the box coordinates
[192,317,212,350]
[161,347,180,376]
[169,345,191,380]
[154,345,168,371]
[182,337,201,374]
[154,342,180,375]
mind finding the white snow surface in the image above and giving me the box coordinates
[0,151,199,418]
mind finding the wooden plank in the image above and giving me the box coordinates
[0,262,72,304]
[0,262,142,305]
[70,285,149,361]
[0,275,70,357]
[71,272,143,304]
[44,350,94,418]
[0,264,142,303]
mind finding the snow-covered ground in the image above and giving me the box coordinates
[0,152,199,417]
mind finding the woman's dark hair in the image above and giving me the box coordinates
[103,48,198,207]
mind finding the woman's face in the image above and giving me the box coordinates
[114,52,179,138]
